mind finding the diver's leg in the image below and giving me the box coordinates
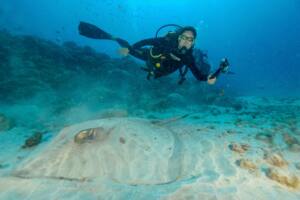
[115,38,131,48]
[78,22,148,61]
[79,21,132,49]
[79,22,113,40]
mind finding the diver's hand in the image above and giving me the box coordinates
[219,58,229,73]
[118,48,129,56]
[207,74,217,85]
[209,58,230,80]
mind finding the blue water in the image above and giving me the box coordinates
[1,0,299,96]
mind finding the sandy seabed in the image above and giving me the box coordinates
[0,96,299,200]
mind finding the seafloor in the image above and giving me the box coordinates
[0,31,299,200]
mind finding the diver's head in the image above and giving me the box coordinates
[177,26,197,54]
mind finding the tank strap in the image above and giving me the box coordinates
[178,66,189,85]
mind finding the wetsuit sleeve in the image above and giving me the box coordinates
[187,59,210,81]
[132,37,165,49]
[127,37,167,61]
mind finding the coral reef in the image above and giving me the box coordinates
[266,168,299,189]
[264,153,288,168]
[22,132,43,148]
[236,159,257,171]
[229,143,250,154]
[283,133,300,152]
[255,132,273,144]
[283,133,299,146]
[0,113,15,132]
[0,30,236,111]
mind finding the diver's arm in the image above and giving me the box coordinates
[189,57,230,84]
[132,37,165,49]
[116,37,164,59]
[209,58,230,79]
[122,37,166,60]
[188,61,210,81]
[115,37,164,49]
[118,37,165,57]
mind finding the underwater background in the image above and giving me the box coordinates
[0,0,299,200]
[1,0,299,96]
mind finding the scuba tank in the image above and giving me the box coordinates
[152,24,190,84]
[155,24,183,38]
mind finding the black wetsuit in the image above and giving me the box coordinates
[116,35,210,82]
[77,21,214,82]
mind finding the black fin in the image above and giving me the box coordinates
[78,21,113,40]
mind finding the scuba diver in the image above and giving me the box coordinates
[78,21,230,85]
